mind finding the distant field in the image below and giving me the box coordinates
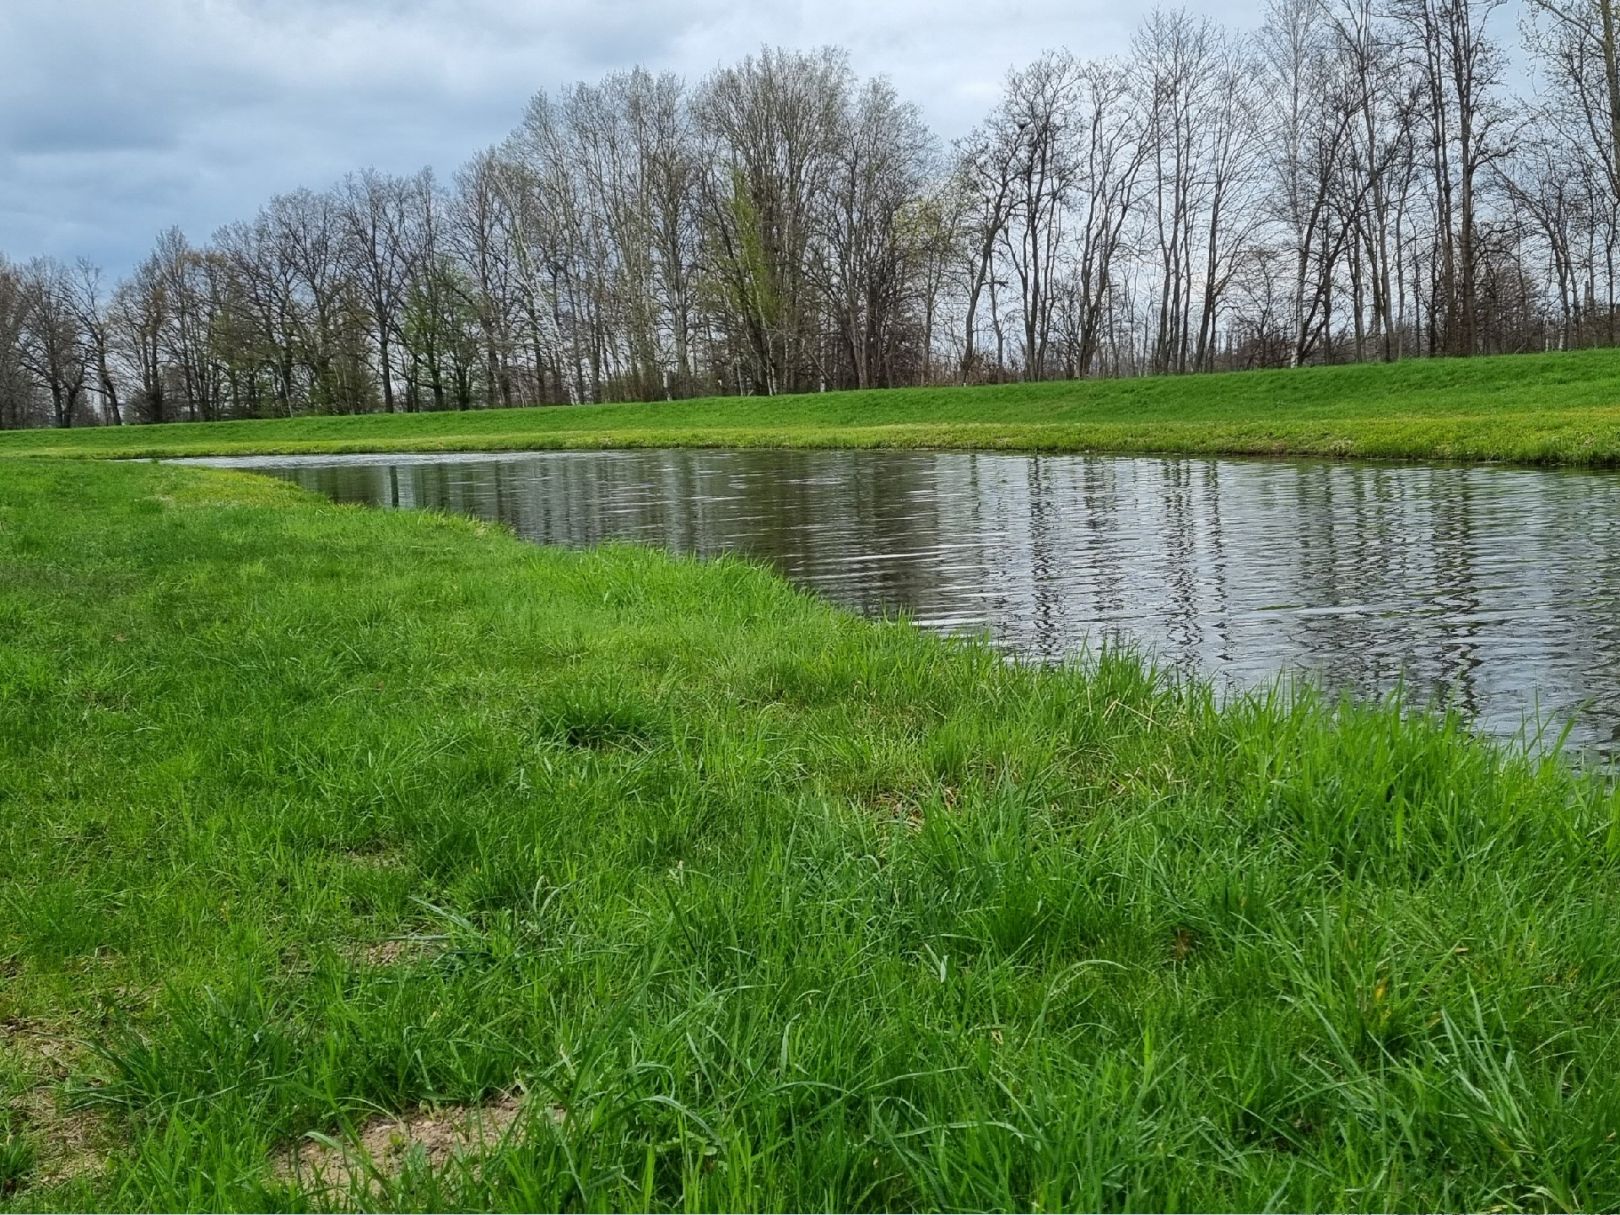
[5,348,1620,465]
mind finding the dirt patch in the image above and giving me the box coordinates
[340,845,406,871]
[274,1093,556,1199]
[3,1019,112,1189]
[1,1019,81,1081]
[281,930,447,977]
[343,933,447,969]
[12,1088,109,1188]
[870,784,959,830]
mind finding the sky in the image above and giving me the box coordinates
[0,0,1201,275]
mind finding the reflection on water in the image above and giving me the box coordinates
[189,449,1620,757]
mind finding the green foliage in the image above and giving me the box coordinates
[0,1114,35,1201]
[728,170,780,333]
[3,459,1620,1210]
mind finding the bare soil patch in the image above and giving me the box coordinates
[273,1093,557,1199]
[2,1018,113,1188]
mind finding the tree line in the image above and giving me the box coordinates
[3,0,1617,428]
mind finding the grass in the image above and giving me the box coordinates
[3,456,1620,1211]
[2,348,1620,466]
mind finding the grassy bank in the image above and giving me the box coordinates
[4,458,1620,1211]
[3,348,1620,466]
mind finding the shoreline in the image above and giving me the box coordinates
[11,422,1620,470]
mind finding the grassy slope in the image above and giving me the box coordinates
[3,347,1620,465]
[4,459,1620,1211]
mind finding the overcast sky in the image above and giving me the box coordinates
[0,0,1337,274]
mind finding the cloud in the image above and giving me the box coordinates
[0,0,1207,274]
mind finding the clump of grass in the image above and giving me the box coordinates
[3,457,1620,1211]
[2,346,1620,466]
[0,1113,35,1200]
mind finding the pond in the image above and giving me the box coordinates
[186,448,1620,759]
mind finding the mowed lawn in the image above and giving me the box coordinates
[3,458,1620,1210]
[3,347,1620,465]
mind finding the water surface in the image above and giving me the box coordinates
[189,449,1620,758]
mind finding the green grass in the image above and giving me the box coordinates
[5,348,1620,465]
[4,457,1620,1211]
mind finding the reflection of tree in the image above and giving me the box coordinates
[1078,459,1128,630]
[1158,459,1205,663]
[1201,461,1233,669]
[1023,458,1067,661]
[1427,471,1485,720]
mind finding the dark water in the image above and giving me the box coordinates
[188,449,1620,757]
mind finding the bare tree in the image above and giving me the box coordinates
[954,121,1022,381]
[1064,58,1149,377]
[817,77,936,388]
[0,259,39,429]
[16,259,90,428]
[337,169,418,413]
[996,51,1084,379]
[694,47,850,395]
[1394,0,1510,355]
[1135,11,1263,374]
